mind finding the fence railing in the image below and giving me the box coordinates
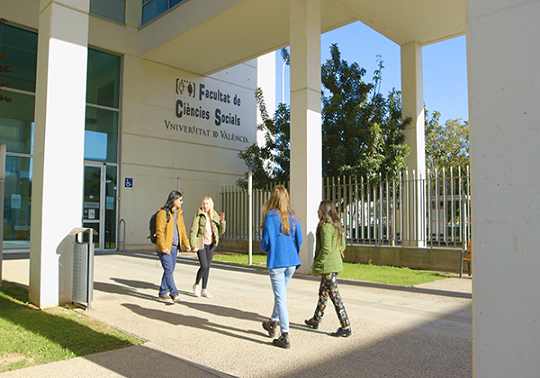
[221,167,470,247]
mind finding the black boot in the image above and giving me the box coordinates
[330,327,351,337]
[272,332,290,349]
[304,318,319,329]
[262,319,279,338]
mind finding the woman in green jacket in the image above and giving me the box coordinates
[304,200,351,337]
[190,196,226,298]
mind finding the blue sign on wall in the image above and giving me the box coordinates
[125,178,133,188]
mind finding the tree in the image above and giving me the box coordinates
[425,109,469,172]
[237,88,290,188]
[237,44,411,188]
[322,45,410,181]
[0,18,13,103]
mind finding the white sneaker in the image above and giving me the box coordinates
[201,289,212,298]
[193,284,201,297]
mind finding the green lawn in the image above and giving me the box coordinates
[213,253,449,286]
[0,281,143,373]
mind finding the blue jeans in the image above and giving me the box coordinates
[269,266,296,333]
[158,246,178,297]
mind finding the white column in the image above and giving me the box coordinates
[401,42,426,247]
[289,0,321,273]
[256,52,276,147]
[30,0,89,308]
[468,1,540,376]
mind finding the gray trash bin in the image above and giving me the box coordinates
[70,227,98,309]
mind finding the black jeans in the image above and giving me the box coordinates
[196,243,214,289]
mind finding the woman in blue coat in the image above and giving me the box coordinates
[260,185,302,349]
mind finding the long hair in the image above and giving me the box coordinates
[316,200,342,243]
[261,185,296,235]
[163,190,183,212]
[202,196,214,217]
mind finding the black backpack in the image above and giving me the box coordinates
[148,208,170,244]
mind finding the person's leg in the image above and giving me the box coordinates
[283,265,295,288]
[327,273,350,329]
[313,274,330,322]
[158,247,179,297]
[201,244,214,289]
[195,247,209,286]
[158,252,169,297]
[269,267,290,333]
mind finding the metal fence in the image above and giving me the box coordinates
[221,167,470,247]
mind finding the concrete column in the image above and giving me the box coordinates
[30,0,89,308]
[468,1,540,376]
[256,52,276,147]
[289,0,321,273]
[401,42,426,247]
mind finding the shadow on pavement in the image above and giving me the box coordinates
[122,303,268,346]
[84,344,236,378]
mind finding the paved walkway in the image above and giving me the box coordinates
[1,251,472,378]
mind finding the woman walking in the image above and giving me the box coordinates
[156,190,191,303]
[260,185,303,349]
[190,196,226,298]
[304,200,351,337]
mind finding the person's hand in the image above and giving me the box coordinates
[163,248,170,254]
[185,246,191,252]
[193,248,198,252]
[220,212,225,222]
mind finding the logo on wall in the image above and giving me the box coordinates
[176,78,196,98]
[164,77,251,144]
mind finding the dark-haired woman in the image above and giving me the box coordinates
[260,185,303,349]
[156,190,191,303]
[304,200,351,337]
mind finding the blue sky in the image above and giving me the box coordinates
[276,21,468,123]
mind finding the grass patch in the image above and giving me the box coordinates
[0,281,143,373]
[340,262,448,286]
[213,253,449,286]
[213,253,267,266]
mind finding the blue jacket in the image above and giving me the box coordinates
[261,210,303,269]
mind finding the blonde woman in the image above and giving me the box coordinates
[260,185,303,349]
[190,197,226,298]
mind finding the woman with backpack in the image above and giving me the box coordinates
[190,196,226,298]
[304,200,351,337]
[155,190,191,303]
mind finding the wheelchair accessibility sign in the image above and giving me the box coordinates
[125,178,133,188]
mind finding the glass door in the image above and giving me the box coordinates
[83,163,118,250]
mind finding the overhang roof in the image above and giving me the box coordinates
[139,0,466,76]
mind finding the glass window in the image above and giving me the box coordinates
[86,48,121,109]
[142,0,168,25]
[0,92,34,154]
[0,24,38,93]
[3,155,32,247]
[85,106,118,163]
[90,0,126,23]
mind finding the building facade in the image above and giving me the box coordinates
[1,1,540,376]
[0,1,260,254]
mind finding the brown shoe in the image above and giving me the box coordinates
[172,295,181,304]
[158,295,170,301]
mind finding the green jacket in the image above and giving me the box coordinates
[311,222,345,275]
[189,208,226,250]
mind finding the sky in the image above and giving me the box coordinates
[276,21,469,123]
